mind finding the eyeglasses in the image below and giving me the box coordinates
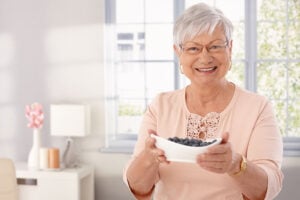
[179,40,228,55]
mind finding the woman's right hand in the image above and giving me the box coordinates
[126,129,168,198]
[145,129,169,164]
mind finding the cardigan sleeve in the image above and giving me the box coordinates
[246,100,284,199]
[123,95,161,193]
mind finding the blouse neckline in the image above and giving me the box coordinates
[182,83,239,118]
[182,84,239,139]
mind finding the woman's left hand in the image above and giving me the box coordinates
[196,132,240,174]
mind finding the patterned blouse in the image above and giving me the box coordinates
[186,112,220,140]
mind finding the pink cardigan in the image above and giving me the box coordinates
[124,86,283,200]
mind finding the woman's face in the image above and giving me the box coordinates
[174,25,232,87]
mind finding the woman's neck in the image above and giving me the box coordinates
[186,80,234,115]
[188,80,230,102]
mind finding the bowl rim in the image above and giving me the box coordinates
[150,134,222,150]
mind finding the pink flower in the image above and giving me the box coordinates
[25,102,44,129]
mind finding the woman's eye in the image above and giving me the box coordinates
[187,47,199,52]
[210,45,220,49]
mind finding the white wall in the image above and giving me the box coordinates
[275,157,300,200]
[0,0,134,199]
[0,0,299,199]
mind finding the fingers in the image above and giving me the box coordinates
[157,155,170,164]
[197,154,232,173]
[198,153,226,162]
[206,131,230,153]
[197,132,233,173]
[199,165,225,173]
[151,145,169,164]
[144,131,169,164]
[221,131,229,144]
[145,135,156,149]
[149,148,169,164]
[206,142,231,154]
[148,129,157,136]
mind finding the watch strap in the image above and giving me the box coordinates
[232,155,247,176]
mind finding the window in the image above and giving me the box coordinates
[103,0,300,155]
[256,0,300,155]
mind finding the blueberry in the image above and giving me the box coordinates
[167,137,217,147]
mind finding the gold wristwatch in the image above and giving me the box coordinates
[233,155,247,176]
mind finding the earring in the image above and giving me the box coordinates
[180,64,184,74]
[229,60,232,70]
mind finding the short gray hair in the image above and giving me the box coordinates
[173,3,233,47]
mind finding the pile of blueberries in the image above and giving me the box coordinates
[167,137,217,147]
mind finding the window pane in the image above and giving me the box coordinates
[145,62,175,98]
[118,99,144,134]
[288,100,300,137]
[285,57,299,139]
[116,0,144,23]
[145,24,174,60]
[227,61,245,88]
[216,0,244,22]
[288,62,300,99]
[145,0,173,23]
[271,100,288,136]
[186,0,245,23]
[288,0,300,20]
[185,0,214,7]
[257,0,287,21]
[116,25,145,60]
[232,22,245,60]
[257,22,287,59]
[257,62,287,99]
[117,62,145,99]
[288,21,300,59]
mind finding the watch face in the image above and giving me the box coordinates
[241,156,247,171]
[232,155,247,176]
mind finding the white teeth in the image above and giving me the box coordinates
[197,67,215,72]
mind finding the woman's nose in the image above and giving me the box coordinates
[196,48,214,64]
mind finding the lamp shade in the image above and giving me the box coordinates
[50,104,90,137]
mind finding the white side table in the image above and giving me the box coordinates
[15,163,94,200]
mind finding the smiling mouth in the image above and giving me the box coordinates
[195,66,217,72]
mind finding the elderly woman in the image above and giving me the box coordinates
[124,3,283,200]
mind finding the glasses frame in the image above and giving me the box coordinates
[179,40,229,56]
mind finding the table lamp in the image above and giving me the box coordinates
[50,104,90,168]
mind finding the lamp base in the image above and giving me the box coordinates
[61,137,79,168]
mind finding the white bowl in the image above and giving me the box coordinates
[151,134,222,163]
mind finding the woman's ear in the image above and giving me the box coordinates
[228,40,233,55]
[173,44,181,57]
[227,41,233,71]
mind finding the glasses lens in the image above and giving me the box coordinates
[181,40,227,55]
[208,42,227,53]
